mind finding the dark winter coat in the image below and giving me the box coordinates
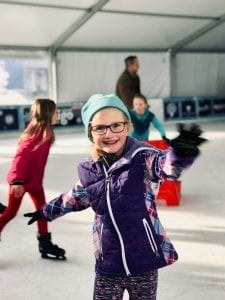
[42,137,196,276]
[116,70,140,109]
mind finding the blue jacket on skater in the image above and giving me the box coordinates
[129,93,166,141]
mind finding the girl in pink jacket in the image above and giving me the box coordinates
[0,98,65,260]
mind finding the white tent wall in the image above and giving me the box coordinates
[56,51,170,103]
[174,53,225,97]
[1,51,225,104]
[56,51,225,104]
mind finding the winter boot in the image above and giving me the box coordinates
[0,203,7,214]
[37,233,66,260]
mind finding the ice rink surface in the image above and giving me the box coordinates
[0,120,225,300]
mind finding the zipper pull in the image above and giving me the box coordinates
[156,251,160,257]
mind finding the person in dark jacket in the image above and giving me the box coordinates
[116,56,140,109]
[24,94,207,299]
[0,99,65,259]
[129,93,167,140]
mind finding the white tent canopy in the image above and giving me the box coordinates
[1,0,225,52]
[1,0,225,101]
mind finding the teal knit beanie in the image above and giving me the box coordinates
[81,94,131,136]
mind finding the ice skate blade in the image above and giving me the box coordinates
[41,253,66,260]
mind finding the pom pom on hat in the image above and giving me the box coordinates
[81,94,131,136]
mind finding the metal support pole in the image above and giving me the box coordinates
[48,50,58,102]
[168,49,176,97]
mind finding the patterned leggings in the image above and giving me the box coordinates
[93,270,158,300]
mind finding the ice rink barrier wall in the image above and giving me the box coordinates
[1,96,225,133]
[0,101,84,133]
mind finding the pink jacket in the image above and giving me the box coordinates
[7,131,51,192]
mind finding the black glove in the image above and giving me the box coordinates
[162,136,170,145]
[170,123,208,157]
[24,210,43,225]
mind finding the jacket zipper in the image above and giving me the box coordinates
[100,223,104,260]
[103,165,131,276]
[142,218,160,257]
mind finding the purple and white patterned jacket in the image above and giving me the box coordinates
[42,137,196,276]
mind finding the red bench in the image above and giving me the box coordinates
[146,140,181,206]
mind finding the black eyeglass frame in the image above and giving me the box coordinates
[90,121,130,135]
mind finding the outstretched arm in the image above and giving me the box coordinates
[24,179,90,224]
[152,115,166,138]
[145,123,208,181]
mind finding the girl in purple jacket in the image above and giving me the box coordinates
[24,94,206,299]
[0,99,65,260]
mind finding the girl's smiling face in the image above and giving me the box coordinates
[90,108,130,156]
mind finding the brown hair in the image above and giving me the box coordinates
[125,56,138,68]
[133,93,150,108]
[19,98,56,149]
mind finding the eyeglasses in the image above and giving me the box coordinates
[90,122,129,135]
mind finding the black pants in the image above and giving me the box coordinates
[93,270,158,300]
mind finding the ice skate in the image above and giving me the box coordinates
[37,233,66,260]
